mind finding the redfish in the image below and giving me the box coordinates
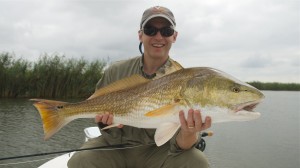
[31,67,264,146]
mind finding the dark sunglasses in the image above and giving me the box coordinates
[142,26,175,37]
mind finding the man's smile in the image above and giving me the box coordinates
[152,43,165,48]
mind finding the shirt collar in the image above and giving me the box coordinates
[139,55,171,79]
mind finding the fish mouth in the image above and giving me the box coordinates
[234,99,263,113]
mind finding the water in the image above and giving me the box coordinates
[0,91,299,168]
[0,98,94,168]
[205,91,300,168]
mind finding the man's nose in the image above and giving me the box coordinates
[153,31,163,40]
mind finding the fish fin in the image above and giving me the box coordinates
[155,122,181,146]
[154,60,183,79]
[171,60,184,70]
[101,124,121,130]
[30,99,70,140]
[88,74,150,100]
[144,104,177,117]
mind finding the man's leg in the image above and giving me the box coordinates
[133,143,209,168]
[67,137,126,168]
[161,148,209,168]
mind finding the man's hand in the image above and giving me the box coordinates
[176,109,212,150]
[95,112,123,128]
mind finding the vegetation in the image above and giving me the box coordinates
[0,52,106,98]
[0,52,299,98]
[247,81,300,91]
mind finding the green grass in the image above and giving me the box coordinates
[247,81,300,91]
[0,52,106,98]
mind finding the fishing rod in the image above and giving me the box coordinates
[0,143,146,162]
[0,131,213,162]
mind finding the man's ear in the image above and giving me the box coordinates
[172,31,178,43]
[138,30,143,42]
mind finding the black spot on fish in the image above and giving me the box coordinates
[57,106,64,109]
[174,98,181,103]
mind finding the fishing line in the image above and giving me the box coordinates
[0,143,152,162]
[0,132,212,165]
[0,156,58,166]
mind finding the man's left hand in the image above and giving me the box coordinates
[176,109,212,150]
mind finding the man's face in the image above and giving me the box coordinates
[139,17,177,59]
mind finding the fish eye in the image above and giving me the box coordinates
[232,87,240,93]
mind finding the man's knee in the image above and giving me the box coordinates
[67,151,99,168]
[67,152,82,168]
[185,148,209,168]
[67,150,126,168]
[165,148,209,168]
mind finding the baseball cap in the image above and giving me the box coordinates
[140,6,176,29]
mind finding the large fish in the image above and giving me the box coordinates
[31,67,264,146]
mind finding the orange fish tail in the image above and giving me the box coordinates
[31,99,69,140]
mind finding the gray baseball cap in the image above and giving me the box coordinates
[140,6,176,29]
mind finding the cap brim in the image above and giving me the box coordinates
[141,14,176,29]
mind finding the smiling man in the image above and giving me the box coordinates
[68,6,211,168]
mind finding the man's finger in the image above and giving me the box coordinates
[106,114,114,125]
[194,110,202,130]
[95,115,103,123]
[179,110,187,129]
[101,113,110,124]
[187,109,195,128]
[202,116,212,130]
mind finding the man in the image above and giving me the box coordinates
[68,6,211,168]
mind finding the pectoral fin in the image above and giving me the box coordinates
[154,122,181,146]
[145,104,177,117]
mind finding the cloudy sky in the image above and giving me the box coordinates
[1,0,299,83]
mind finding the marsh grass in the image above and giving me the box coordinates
[0,52,106,98]
[247,81,300,91]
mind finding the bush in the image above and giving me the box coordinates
[248,81,300,91]
[0,52,106,98]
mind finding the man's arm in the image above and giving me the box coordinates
[176,109,212,150]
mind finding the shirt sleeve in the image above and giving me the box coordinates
[95,68,112,90]
[168,129,201,155]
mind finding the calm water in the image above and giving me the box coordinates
[0,91,299,168]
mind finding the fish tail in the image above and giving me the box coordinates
[30,99,69,140]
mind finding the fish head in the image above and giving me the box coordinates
[183,67,265,122]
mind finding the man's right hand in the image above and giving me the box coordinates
[95,113,123,128]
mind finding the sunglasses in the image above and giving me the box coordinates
[142,26,175,37]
